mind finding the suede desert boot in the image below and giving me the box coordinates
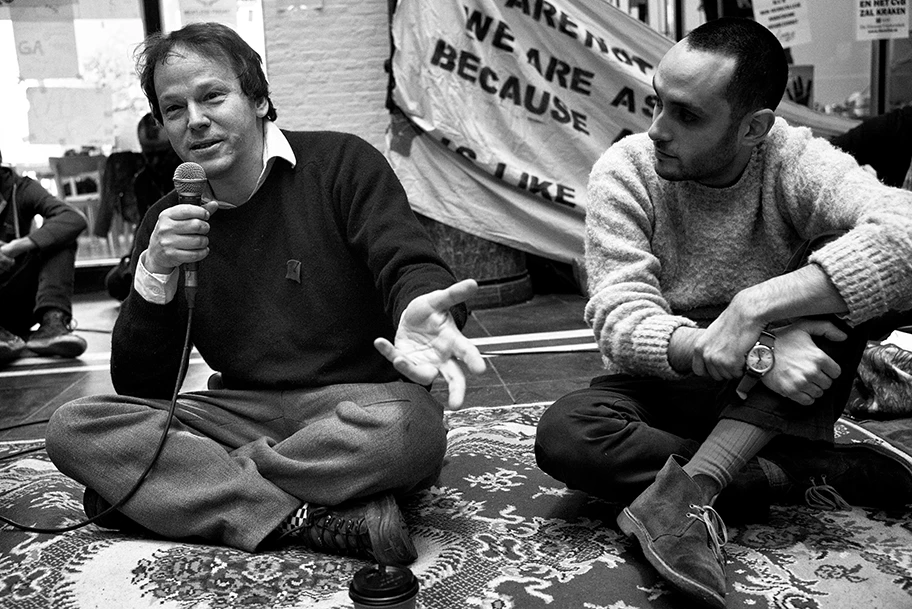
[617,455,728,609]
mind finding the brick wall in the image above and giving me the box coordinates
[263,0,393,151]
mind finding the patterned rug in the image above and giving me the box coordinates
[1,403,911,609]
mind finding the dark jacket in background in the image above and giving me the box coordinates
[831,105,912,188]
[0,166,86,252]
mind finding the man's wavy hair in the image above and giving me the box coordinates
[135,22,277,124]
[685,17,788,120]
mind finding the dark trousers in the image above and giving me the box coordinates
[535,234,899,504]
[0,242,77,338]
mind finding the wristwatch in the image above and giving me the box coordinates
[736,330,776,399]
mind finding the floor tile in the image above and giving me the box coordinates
[472,293,587,336]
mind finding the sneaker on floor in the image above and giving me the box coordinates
[280,493,417,566]
[617,455,728,609]
[0,325,26,364]
[768,441,912,510]
[26,309,87,358]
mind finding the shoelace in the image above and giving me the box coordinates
[804,475,851,511]
[280,504,370,555]
[687,504,728,567]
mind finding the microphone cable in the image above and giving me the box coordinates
[0,291,197,534]
[1,160,208,534]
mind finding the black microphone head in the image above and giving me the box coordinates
[173,162,207,197]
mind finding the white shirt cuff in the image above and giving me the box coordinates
[134,250,178,304]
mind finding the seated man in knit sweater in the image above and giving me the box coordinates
[535,18,912,609]
[45,22,485,567]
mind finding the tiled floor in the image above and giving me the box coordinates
[0,283,605,442]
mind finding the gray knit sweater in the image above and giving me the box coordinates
[585,117,912,379]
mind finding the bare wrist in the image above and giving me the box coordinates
[668,325,700,373]
[141,249,174,276]
[729,287,769,329]
[2,237,37,258]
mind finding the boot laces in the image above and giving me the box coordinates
[281,504,370,556]
[688,504,728,567]
[804,475,851,511]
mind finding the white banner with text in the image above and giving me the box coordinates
[387,0,858,263]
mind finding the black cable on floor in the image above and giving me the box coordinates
[0,308,194,534]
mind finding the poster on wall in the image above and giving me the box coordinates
[178,0,237,27]
[387,0,859,263]
[856,0,910,40]
[784,64,814,108]
[752,0,813,48]
[26,88,113,146]
[76,0,142,19]
[9,0,79,80]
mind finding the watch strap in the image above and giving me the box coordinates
[736,374,758,399]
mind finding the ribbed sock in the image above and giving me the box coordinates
[683,418,777,501]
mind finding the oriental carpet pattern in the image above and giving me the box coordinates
[1,403,910,609]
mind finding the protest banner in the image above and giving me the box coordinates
[387,0,857,262]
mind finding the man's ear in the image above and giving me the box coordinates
[741,108,776,146]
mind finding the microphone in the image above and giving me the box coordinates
[172,162,207,306]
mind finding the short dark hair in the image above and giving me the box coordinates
[685,18,788,119]
[135,22,277,124]
[137,112,163,139]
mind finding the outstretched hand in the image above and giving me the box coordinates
[374,279,487,410]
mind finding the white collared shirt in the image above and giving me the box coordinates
[134,121,296,304]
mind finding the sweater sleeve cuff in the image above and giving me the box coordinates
[629,314,698,379]
[808,233,892,325]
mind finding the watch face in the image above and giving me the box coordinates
[747,345,774,374]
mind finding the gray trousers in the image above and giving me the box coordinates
[45,381,447,551]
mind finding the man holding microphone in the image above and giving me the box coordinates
[46,22,485,567]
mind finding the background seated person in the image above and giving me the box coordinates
[0,150,88,365]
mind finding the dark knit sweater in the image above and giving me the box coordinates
[112,130,462,399]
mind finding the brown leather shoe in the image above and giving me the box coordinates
[617,455,727,609]
[282,494,417,566]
